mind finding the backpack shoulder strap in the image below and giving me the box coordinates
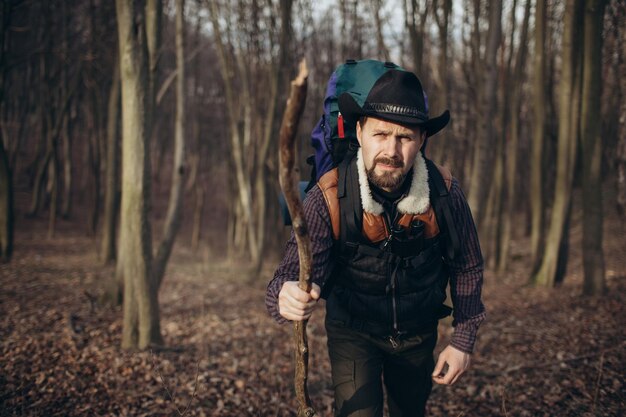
[425,158,460,260]
[317,168,340,240]
[338,148,363,248]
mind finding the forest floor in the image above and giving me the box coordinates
[1,203,625,417]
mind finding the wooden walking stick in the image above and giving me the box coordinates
[278,60,316,417]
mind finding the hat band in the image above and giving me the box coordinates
[364,102,428,121]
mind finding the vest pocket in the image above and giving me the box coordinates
[396,283,447,328]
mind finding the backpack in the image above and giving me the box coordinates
[280,59,403,224]
[308,59,405,187]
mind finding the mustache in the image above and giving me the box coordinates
[374,156,403,168]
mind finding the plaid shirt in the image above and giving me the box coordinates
[265,177,486,354]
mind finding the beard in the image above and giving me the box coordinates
[366,156,405,191]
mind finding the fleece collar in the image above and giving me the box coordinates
[356,148,430,215]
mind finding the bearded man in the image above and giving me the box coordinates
[266,68,485,417]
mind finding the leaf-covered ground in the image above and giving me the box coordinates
[1,210,624,416]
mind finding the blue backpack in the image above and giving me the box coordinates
[280,59,404,224]
[308,59,405,184]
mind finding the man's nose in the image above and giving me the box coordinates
[383,137,400,157]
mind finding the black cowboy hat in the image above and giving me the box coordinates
[338,69,450,137]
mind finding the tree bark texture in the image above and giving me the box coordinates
[101,58,121,266]
[145,0,162,133]
[467,0,502,229]
[370,0,390,62]
[0,139,12,261]
[116,0,162,350]
[278,61,315,417]
[60,116,72,218]
[47,151,58,238]
[191,183,203,251]
[208,0,259,263]
[580,0,608,296]
[529,0,548,269]
[60,0,72,220]
[405,0,429,76]
[430,0,451,164]
[209,0,293,265]
[153,0,186,289]
[533,0,583,287]
[251,0,294,274]
[618,4,626,219]
[0,0,13,262]
[498,0,531,273]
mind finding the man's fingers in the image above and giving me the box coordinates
[279,302,311,319]
[279,288,318,321]
[450,370,464,385]
[285,281,318,302]
[433,366,457,385]
[282,292,309,309]
[278,281,321,321]
[290,288,312,302]
[432,356,446,379]
[281,312,310,321]
[310,283,321,300]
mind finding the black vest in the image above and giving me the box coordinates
[323,153,457,338]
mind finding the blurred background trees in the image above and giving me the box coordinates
[0,0,623,348]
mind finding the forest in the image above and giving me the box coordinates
[0,0,624,416]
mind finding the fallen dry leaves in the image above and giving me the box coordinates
[1,212,624,416]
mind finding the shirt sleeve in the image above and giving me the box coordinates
[265,185,335,324]
[446,178,487,354]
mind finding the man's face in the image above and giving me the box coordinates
[356,117,426,192]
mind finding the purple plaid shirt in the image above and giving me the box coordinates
[265,177,486,353]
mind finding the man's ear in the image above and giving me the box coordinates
[356,121,363,146]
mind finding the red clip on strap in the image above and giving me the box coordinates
[338,113,345,139]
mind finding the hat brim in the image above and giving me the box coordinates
[338,92,450,138]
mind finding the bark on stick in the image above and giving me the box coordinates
[278,60,315,417]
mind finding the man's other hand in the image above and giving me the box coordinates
[432,345,471,385]
[278,281,321,321]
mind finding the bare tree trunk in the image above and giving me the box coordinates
[251,0,293,274]
[60,0,72,219]
[0,0,13,262]
[580,0,608,296]
[153,0,186,288]
[60,116,72,218]
[405,0,429,75]
[467,0,502,229]
[208,0,259,263]
[28,4,50,217]
[47,151,58,238]
[0,139,12,261]
[529,0,548,270]
[101,59,121,265]
[145,0,162,134]
[370,0,390,61]
[533,0,583,287]
[87,113,101,235]
[618,5,626,219]
[498,0,531,273]
[431,0,451,163]
[116,0,162,350]
[191,183,203,251]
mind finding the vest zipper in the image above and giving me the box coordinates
[382,212,400,346]
[390,260,399,334]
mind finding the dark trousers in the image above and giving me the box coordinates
[326,320,437,417]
